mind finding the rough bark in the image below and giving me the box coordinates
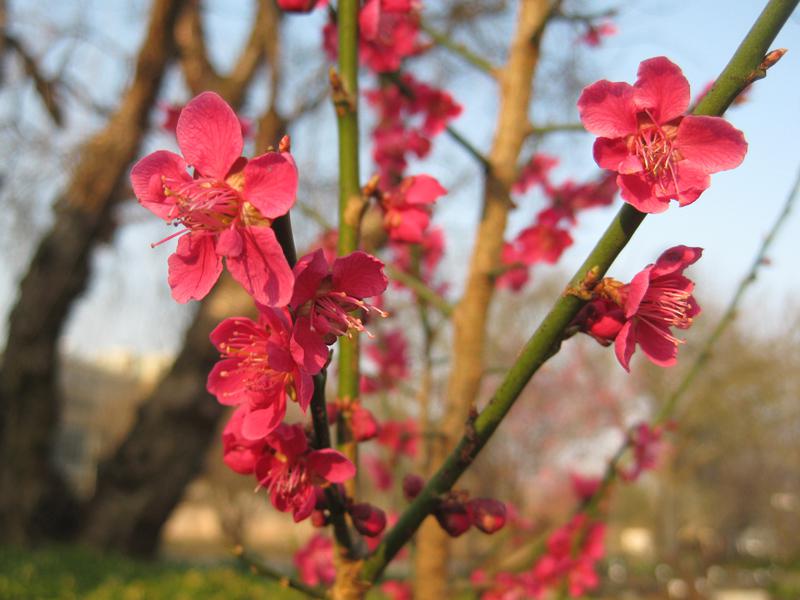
[413,2,553,597]
[77,2,286,555]
[0,0,184,544]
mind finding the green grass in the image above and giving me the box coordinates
[0,545,308,600]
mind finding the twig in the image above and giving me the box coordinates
[233,546,327,599]
[385,264,453,317]
[420,20,497,76]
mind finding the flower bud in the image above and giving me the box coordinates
[349,502,387,537]
[402,474,424,501]
[434,500,471,537]
[468,498,507,534]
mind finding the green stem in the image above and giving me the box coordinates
[421,21,497,75]
[334,0,362,504]
[527,122,585,136]
[234,547,326,599]
[359,0,797,583]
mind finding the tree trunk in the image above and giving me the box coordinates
[413,1,552,597]
[0,0,184,544]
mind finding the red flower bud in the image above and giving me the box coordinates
[468,498,507,534]
[402,474,424,501]
[434,501,471,537]
[349,502,387,537]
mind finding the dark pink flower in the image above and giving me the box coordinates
[382,175,447,243]
[132,92,296,304]
[622,422,665,481]
[256,423,355,521]
[363,454,394,491]
[513,154,558,194]
[578,57,747,213]
[434,498,472,537]
[358,0,420,73]
[291,249,388,344]
[615,245,702,370]
[495,242,530,291]
[377,418,418,458]
[581,21,617,47]
[294,533,335,586]
[573,296,626,346]
[380,580,412,600]
[569,472,602,501]
[515,221,573,265]
[277,0,322,12]
[207,307,328,440]
[361,329,410,394]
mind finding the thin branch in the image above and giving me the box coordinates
[359,0,798,582]
[420,20,498,76]
[3,32,62,125]
[233,546,327,599]
[526,122,584,136]
[385,264,453,317]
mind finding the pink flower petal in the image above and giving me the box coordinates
[633,56,690,123]
[226,226,294,306]
[307,448,356,483]
[291,249,330,309]
[130,150,187,219]
[242,405,285,441]
[635,320,679,367]
[332,251,388,298]
[217,225,243,257]
[242,152,298,219]
[176,91,243,179]
[673,161,711,207]
[210,317,258,351]
[651,245,702,279]
[291,319,329,373]
[624,266,653,318]
[359,0,381,39]
[403,175,447,205]
[593,138,636,172]
[167,233,222,303]
[614,320,636,372]
[207,358,248,406]
[617,174,669,213]
[577,80,638,138]
[676,115,747,173]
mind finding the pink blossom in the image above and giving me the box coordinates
[402,473,424,501]
[363,454,394,491]
[132,92,296,304]
[207,307,328,440]
[324,1,420,73]
[377,418,419,458]
[255,423,355,521]
[291,249,388,343]
[158,101,253,139]
[581,21,617,47]
[434,498,472,537]
[495,242,530,291]
[382,175,447,243]
[615,245,702,370]
[390,226,446,288]
[578,57,747,213]
[361,329,410,394]
[569,472,602,501]
[294,533,335,586]
[277,0,322,12]
[380,581,412,600]
[515,221,573,265]
[572,296,626,346]
[622,422,665,481]
[513,154,559,194]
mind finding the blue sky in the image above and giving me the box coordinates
[1,1,798,359]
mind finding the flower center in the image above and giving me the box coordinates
[637,282,694,345]
[161,176,241,234]
[632,112,681,194]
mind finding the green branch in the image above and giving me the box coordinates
[359,0,798,583]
